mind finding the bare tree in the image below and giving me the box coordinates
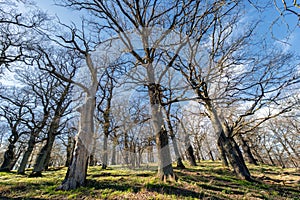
[0,88,32,171]
[171,0,300,180]
[95,69,117,169]
[0,0,48,69]
[35,22,103,189]
[274,0,300,24]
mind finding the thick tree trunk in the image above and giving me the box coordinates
[130,143,136,168]
[111,137,117,165]
[147,145,154,163]
[124,131,129,165]
[58,96,95,190]
[89,129,98,166]
[148,82,175,181]
[194,135,202,162]
[171,135,185,169]
[181,125,197,166]
[18,134,36,174]
[65,135,75,167]
[102,134,108,169]
[0,144,15,172]
[186,145,197,166]
[0,129,21,172]
[217,138,228,166]
[237,134,258,165]
[205,101,251,180]
[167,117,185,169]
[31,132,56,176]
[137,147,143,167]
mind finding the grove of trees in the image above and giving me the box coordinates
[0,0,299,191]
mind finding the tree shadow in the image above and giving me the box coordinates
[0,196,47,200]
[85,179,142,193]
[145,183,205,199]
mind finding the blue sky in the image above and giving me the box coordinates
[35,0,299,55]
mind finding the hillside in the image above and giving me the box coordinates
[0,161,299,199]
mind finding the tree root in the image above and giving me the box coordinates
[160,173,178,182]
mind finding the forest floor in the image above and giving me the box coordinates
[0,161,299,199]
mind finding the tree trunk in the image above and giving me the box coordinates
[89,127,99,166]
[0,144,15,172]
[274,147,286,168]
[186,145,197,166]
[124,131,129,165]
[194,135,202,162]
[237,134,258,165]
[147,145,154,163]
[18,134,36,174]
[58,96,95,190]
[264,146,275,166]
[284,135,300,160]
[277,137,299,167]
[111,137,118,165]
[130,142,136,168]
[181,123,197,166]
[167,116,185,169]
[217,138,228,166]
[10,147,23,170]
[252,148,265,164]
[171,135,185,169]
[31,131,56,176]
[204,101,251,180]
[137,148,143,167]
[208,150,215,161]
[0,129,21,172]
[102,134,108,169]
[65,135,75,167]
[148,82,175,181]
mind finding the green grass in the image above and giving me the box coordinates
[0,161,299,199]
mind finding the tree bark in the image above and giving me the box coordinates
[18,134,36,174]
[166,115,185,169]
[65,135,75,167]
[171,135,185,169]
[217,138,228,166]
[0,131,19,172]
[0,144,15,172]
[101,98,111,169]
[147,144,154,163]
[124,131,129,165]
[252,148,265,164]
[264,146,275,166]
[102,134,108,169]
[284,135,300,160]
[31,130,56,176]
[89,128,99,166]
[148,82,175,181]
[186,145,197,166]
[57,96,95,190]
[204,100,251,180]
[194,135,203,162]
[236,134,258,165]
[217,138,229,167]
[111,136,118,165]
[181,123,197,166]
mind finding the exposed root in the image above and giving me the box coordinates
[160,173,178,182]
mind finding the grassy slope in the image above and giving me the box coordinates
[0,161,299,200]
